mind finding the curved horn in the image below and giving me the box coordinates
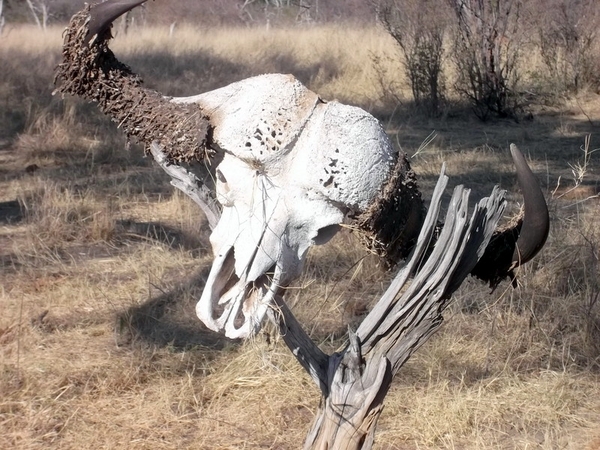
[510,144,550,266]
[470,145,549,288]
[56,0,212,165]
[86,0,148,43]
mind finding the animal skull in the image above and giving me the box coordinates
[55,0,550,341]
[174,75,395,338]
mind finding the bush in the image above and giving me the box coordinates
[448,0,523,120]
[378,0,448,117]
[536,0,600,94]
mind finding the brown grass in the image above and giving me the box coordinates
[1,23,599,449]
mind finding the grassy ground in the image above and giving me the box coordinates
[1,24,600,449]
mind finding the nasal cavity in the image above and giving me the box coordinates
[313,224,340,245]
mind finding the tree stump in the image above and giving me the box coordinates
[269,169,506,449]
[150,141,506,447]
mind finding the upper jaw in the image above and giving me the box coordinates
[195,196,296,339]
[195,196,343,339]
[196,243,286,339]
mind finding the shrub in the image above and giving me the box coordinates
[378,0,448,117]
[448,0,523,120]
[536,0,600,94]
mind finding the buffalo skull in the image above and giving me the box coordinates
[55,0,550,340]
[173,76,396,338]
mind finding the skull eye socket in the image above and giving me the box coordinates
[313,224,340,245]
[216,169,230,193]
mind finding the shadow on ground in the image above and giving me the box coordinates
[127,49,341,98]
[116,266,235,351]
[115,219,209,253]
[0,200,23,225]
[371,100,600,205]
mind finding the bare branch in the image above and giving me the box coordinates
[25,0,42,29]
[268,296,329,393]
[149,142,220,230]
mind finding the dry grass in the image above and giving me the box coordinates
[1,23,599,449]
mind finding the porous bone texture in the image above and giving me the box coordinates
[173,74,397,338]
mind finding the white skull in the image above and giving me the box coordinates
[173,74,395,338]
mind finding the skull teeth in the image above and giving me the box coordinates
[197,244,282,339]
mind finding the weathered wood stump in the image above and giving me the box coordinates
[272,171,506,449]
[151,141,506,448]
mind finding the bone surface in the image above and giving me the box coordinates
[55,0,549,341]
[174,74,396,338]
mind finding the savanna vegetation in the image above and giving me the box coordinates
[1,0,600,448]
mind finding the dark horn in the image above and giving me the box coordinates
[86,0,148,43]
[470,145,549,288]
[56,0,212,165]
[510,144,550,266]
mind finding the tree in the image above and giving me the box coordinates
[0,0,5,34]
[378,0,449,116]
[25,0,49,30]
[448,0,523,120]
[536,0,600,94]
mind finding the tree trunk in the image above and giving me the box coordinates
[267,170,507,449]
[25,0,42,29]
[303,338,390,449]
[41,2,48,31]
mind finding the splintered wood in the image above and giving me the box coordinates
[272,169,507,449]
